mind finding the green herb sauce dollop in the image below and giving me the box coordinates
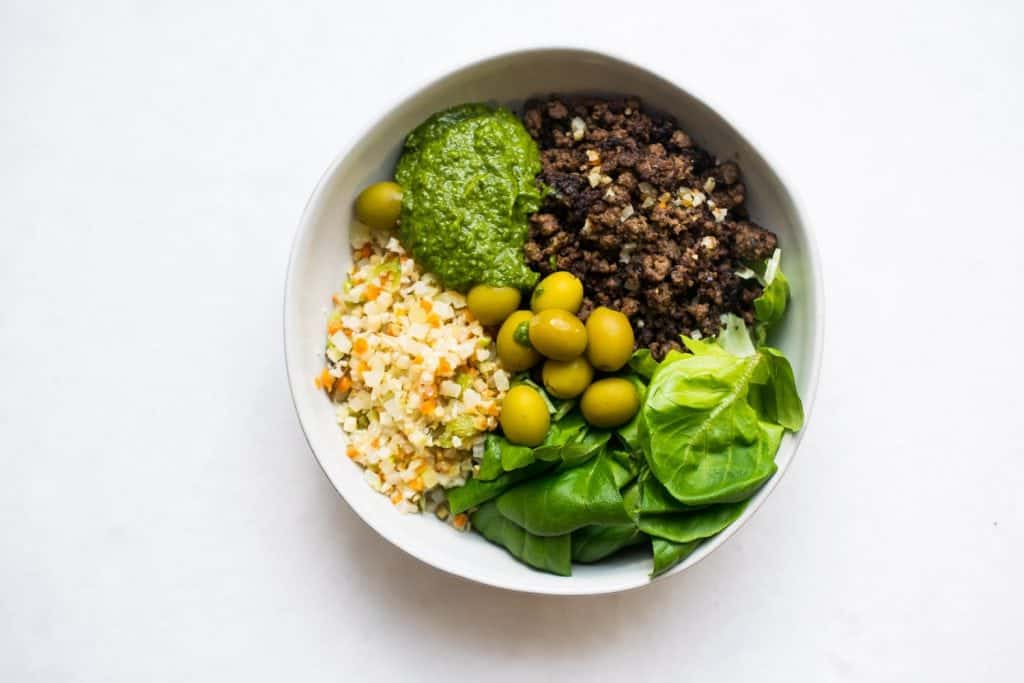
[395,103,542,291]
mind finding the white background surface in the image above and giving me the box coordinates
[2,1,1021,680]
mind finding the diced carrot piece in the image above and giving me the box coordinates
[352,338,369,355]
[419,399,436,415]
[346,446,359,459]
[327,319,343,335]
[390,491,403,504]
[418,299,432,312]
[453,513,468,529]
[370,437,380,448]
[364,284,380,301]
[438,358,452,376]
[332,293,343,305]
[409,477,424,492]
[413,355,424,365]
[427,313,441,328]
[319,369,335,392]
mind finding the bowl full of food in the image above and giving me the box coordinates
[284,48,823,595]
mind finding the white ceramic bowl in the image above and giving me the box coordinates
[284,48,824,595]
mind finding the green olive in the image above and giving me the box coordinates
[354,181,403,231]
[531,271,584,313]
[496,310,541,372]
[585,306,635,372]
[528,309,587,361]
[541,357,594,399]
[500,385,551,446]
[467,285,521,326]
[580,378,640,428]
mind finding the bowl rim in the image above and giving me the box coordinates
[283,46,825,595]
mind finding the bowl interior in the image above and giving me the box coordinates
[284,49,821,595]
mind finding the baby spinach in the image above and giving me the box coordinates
[607,449,640,489]
[637,474,700,514]
[471,502,571,576]
[447,460,554,514]
[478,434,513,480]
[638,337,792,505]
[572,524,645,563]
[628,348,659,380]
[748,346,804,431]
[651,537,701,577]
[496,454,631,535]
[754,270,789,329]
[638,500,748,544]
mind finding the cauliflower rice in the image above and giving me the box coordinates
[317,229,509,520]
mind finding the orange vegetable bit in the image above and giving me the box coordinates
[346,445,359,459]
[437,358,452,376]
[352,337,369,355]
[327,319,343,335]
[409,477,425,493]
[364,283,381,301]
[335,376,352,394]
[426,313,441,328]
[331,293,343,306]
[452,513,469,530]
[418,298,432,313]
[390,491,403,505]
[419,398,437,415]
[315,369,335,392]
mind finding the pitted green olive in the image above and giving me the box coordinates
[580,378,639,428]
[541,357,594,399]
[530,271,584,313]
[585,306,635,372]
[528,309,587,361]
[496,310,541,372]
[467,285,521,326]
[500,385,550,446]
[354,181,403,230]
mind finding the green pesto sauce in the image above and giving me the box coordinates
[395,103,542,292]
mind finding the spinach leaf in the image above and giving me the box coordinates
[628,348,659,379]
[501,439,537,472]
[446,460,554,514]
[616,414,643,453]
[477,434,509,480]
[571,524,645,563]
[550,429,611,471]
[639,341,783,505]
[471,501,571,576]
[748,346,804,431]
[651,537,701,577]
[496,454,631,536]
[638,499,748,544]
[607,449,640,489]
[551,398,577,422]
[637,474,700,514]
[754,270,789,329]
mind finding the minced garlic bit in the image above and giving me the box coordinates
[570,117,586,141]
[318,231,507,515]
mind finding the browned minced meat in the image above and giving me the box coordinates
[522,96,778,359]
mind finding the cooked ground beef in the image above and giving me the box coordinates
[522,96,778,359]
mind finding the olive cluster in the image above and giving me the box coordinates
[467,272,640,446]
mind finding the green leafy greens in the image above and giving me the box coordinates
[446,253,804,577]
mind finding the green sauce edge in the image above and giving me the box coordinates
[395,103,543,292]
